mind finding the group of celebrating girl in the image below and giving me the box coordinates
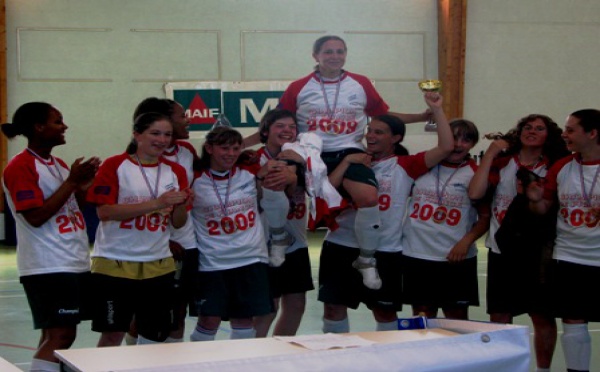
[3,34,600,372]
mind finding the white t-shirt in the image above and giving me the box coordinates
[163,140,197,250]
[3,149,90,276]
[191,166,268,271]
[402,160,479,261]
[543,154,600,267]
[486,155,548,254]
[325,152,429,252]
[87,153,188,261]
[257,147,308,253]
[278,71,390,152]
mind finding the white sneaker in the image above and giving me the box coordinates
[269,232,294,267]
[352,257,382,290]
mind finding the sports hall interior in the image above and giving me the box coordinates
[0,1,599,371]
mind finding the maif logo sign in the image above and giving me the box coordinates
[165,81,291,131]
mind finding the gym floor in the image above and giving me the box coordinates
[1,230,599,371]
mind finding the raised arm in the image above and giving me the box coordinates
[468,139,510,200]
[243,131,261,149]
[422,93,454,168]
[389,110,430,124]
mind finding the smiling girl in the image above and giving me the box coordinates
[402,119,489,320]
[189,127,279,342]
[87,112,191,347]
[528,109,600,372]
[2,102,100,372]
[468,114,570,371]
[317,93,453,333]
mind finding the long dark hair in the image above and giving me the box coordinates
[1,102,54,140]
[370,114,409,156]
[126,112,171,154]
[194,126,243,171]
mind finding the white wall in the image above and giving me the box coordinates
[5,0,600,160]
[5,0,438,161]
[464,0,600,155]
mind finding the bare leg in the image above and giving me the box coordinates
[411,304,439,318]
[490,312,512,324]
[529,312,557,369]
[34,326,77,362]
[273,293,306,336]
[97,331,125,347]
[442,305,469,320]
[254,298,279,338]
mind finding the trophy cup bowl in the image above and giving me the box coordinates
[418,79,442,93]
[418,79,442,132]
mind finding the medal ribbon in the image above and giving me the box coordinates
[209,170,231,217]
[436,162,464,206]
[318,72,343,122]
[134,154,161,200]
[578,159,600,208]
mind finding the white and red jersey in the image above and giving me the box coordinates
[87,153,189,262]
[278,71,389,152]
[402,160,479,261]
[543,154,600,267]
[2,150,90,277]
[191,166,268,271]
[257,147,308,253]
[325,152,429,252]
[486,155,548,254]
[163,141,197,250]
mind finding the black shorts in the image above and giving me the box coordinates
[486,250,553,316]
[321,149,378,195]
[173,248,200,318]
[552,259,600,321]
[403,255,479,308]
[268,247,315,298]
[91,272,174,341]
[197,262,274,319]
[318,241,403,311]
[21,272,92,330]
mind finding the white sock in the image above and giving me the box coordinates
[124,332,138,346]
[165,336,184,343]
[376,320,398,331]
[535,368,550,372]
[322,317,350,333]
[561,323,591,371]
[30,358,60,372]
[354,206,381,257]
[261,188,289,231]
[137,335,164,344]
[230,327,256,339]
[190,325,217,342]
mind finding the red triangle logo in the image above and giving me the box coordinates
[187,93,215,125]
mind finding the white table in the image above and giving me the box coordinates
[0,356,22,372]
[56,319,530,372]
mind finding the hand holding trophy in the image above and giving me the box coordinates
[418,79,442,132]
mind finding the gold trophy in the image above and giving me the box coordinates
[418,79,442,132]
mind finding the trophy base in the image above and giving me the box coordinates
[424,122,438,132]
